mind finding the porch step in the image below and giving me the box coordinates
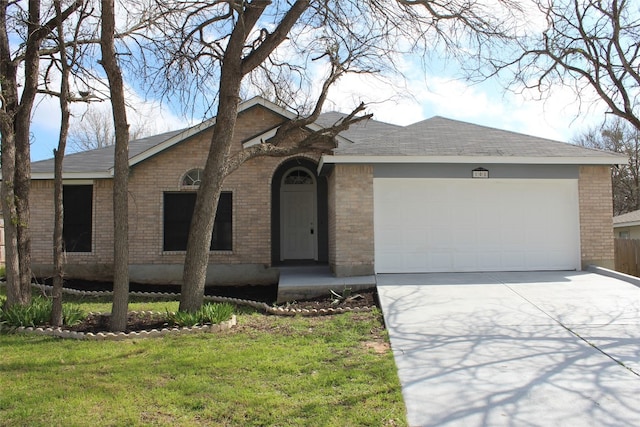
[276,266,376,303]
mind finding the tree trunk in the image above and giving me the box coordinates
[180,83,242,312]
[0,131,23,307]
[0,1,34,307]
[51,0,72,326]
[51,146,65,326]
[179,1,309,312]
[14,115,33,304]
[100,0,130,332]
[11,0,46,304]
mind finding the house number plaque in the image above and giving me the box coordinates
[472,167,489,179]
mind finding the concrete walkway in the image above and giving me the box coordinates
[276,265,375,302]
[377,271,640,427]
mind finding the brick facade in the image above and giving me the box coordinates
[30,106,322,284]
[327,164,374,276]
[28,104,617,284]
[578,165,615,269]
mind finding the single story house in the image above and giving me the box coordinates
[613,209,640,239]
[29,96,624,290]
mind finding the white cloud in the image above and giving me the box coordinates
[30,82,191,161]
[323,66,610,144]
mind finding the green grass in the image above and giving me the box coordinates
[0,296,406,426]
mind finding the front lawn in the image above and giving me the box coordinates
[0,297,406,426]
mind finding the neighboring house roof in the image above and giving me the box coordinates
[613,210,640,228]
[31,97,626,180]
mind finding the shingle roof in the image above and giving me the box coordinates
[332,115,623,160]
[31,129,187,175]
[30,101,625,178]
[313,111,402,143]
[613,209,640,226]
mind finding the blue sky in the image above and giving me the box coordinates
[26,2,611,163]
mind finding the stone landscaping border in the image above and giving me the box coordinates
[13,314,237,341]
[0,282,376,340]
[22,282,375,316]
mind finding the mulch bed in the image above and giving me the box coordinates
[68,312,169,334]
[63,288,379,334]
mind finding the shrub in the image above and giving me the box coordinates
[62,304,85,326]
[0,296,86,329]
[167,302,234,327]
[0,296,52,328]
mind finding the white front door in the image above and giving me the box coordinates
[281,168,317,260]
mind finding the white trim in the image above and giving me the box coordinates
[243,127,279,148]
[242,124,352,149]
[32,172,112,180]
[613,221,640,228]
[319,154,625,169]
[124,97,301,170]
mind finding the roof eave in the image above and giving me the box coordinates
[243,123,352,148]
[120,96,312,172]
[613,220,640,228]
[31,171,113,180]
[319,155,626,169]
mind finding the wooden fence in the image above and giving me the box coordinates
[614,238,640,277]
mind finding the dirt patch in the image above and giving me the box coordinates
[68,312,168,334]
[279,288,378,311]
[362,340,390,354]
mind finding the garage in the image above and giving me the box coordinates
[374,178,581,273]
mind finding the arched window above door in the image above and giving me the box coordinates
[283,168,313,185]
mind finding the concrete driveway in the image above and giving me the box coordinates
[377,271,640,427]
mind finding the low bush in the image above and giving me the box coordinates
[62,304,85,326]
[0,296,85,329]
[166,302,234,327]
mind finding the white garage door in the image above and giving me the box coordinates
[374,178,580,273]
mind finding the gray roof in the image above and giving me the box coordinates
[332,115,623,160]
[31,107,624,178]
[31,129,187,175]
[613,209,640,226]
[314,111,402,143]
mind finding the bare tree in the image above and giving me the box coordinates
[70,108,116,151]
[100,0,131,332]
[574,118,640,215]
[130,0,522,312]
[52,0,73,326]
[69,106,155,152]
[495,0,640,131]
[0,0,83,308]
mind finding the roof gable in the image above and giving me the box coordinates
[31,97,316,179]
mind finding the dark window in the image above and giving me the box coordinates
[163,192,232,251]
[63,185,93,252]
